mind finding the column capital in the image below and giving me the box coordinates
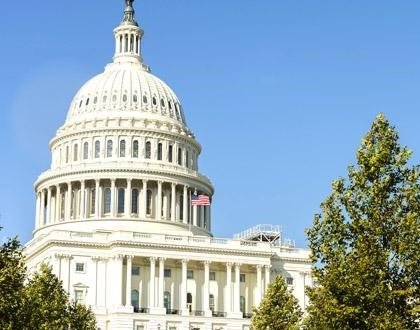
[92,256,108,262]
[256,264,263,270]
[203,260,211,266]
[126,178,132,183]
[142,179,148,184]
[181,258,189,265]
[264,264,272,269]
[234,262,242,268]
[110,178,116,183]
[149,256,157,262]
[125,255,135,260]
[56,253,72,260]
[226,262,233,268]
[113,254,125,261]
[158,257,166,262]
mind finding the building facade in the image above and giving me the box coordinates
[24,1,312,329]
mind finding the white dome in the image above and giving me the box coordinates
[65,61,187,127]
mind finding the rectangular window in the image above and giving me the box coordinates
[209,271,216,281]
[75,262,85,272]
[164,268,171,278]
[168,327,176,330]
[187,270,194,279]
[240,273,246,283]
[132,266,140,276]
[168,145,173,162]
[287,277,294,285]
[74,289,84,304]
[136,326,144,330]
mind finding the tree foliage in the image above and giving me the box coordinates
[305,114,420,329]
[0,228,97,330]
[251,275,303,330]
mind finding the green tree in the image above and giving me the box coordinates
[0,231,26,330]
[305,114,420,330]
[0,227,97,329]
[251,275,303,330]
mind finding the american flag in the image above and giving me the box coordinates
[191,194,210,206]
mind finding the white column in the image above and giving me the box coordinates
[125,256,133,307]
[180,259,188,315]
[183,186,188,224]
[95,179,100,218]
[200,206,205,228]
[234,263,241,313]
[46,187,52,224]
[157,181,162,220]
[92,256,100,306]
[35,192,40,228]
[171,183,176,221]
[66,182,72,220]
[141,179,147,218]
[203,261,211,316]
[40,189,46,225]
[149,257,156,308]
[55,185,61,222]
[256,265,262,306]
[110,179,116,217]
[193,205,198,226]
[80,180,85,219]
[264,265,271,293]
[225,263,232,314]
[125,179,132,218]
[113,255,124,308]
[158,257,165,308]
[205,205,210,230]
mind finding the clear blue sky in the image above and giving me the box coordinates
[1,1,420,247]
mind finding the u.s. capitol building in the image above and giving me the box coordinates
[24,1,312,329]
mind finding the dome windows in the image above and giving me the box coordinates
[145,141,151,159]
[112,95,117,103]
[143,95,148,104]
[157,143,163,161]
[83,142,89,160]
[103,95,107,103]
[93,96,98,104]
[95,141,100,158]
[123,94,127,102]
[132,140,139,158]
[85,98,90,106]
[119,140,126,157]
[161,99,165,107]
[152,96,157,106]
[104,188,111,214]
[79,100,83,108]
[133,94,138,103]
[106,140,113,158]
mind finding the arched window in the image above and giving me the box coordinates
[179,194,184,220]
[157,143,162,161]
[145,141,151,159]
[146,189,152,215]
[90,188,95,215]
[240,296,245,314]
[143,95,148,104]
[152,96,157,106]
[95,141,100,158]
[66,146,69,163]
[104,188,111,214]
[178,148,182,165]
[186,150,189,168]
[163,291,171,311]
[131,189,139,214]
[133,94,138,103]
[107,140,113,158]
[119,140,126,157]
[168,145,173,163]
[132,140,139,158]
[83,142,89,160]
[187,293,192,312]
[73,144,78,161]
[131,290,139,312]
[209,294,215,312]
[117,188,125,214]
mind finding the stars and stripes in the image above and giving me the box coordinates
[191,194,210,206]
